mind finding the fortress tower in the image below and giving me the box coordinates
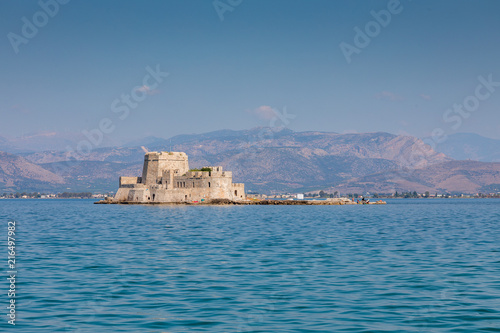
[141,152,189,185]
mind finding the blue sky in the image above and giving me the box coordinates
[1,0,500,144]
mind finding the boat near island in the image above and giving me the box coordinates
[95,151,385,205]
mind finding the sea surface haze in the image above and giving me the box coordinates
[1,199,499,332]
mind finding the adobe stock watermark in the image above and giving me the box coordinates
[390,74,499,189]
[432,74,500,145]
[64,64,168,161]
[6,220,17,326]
[339,0,410,64]
[213,0,243,21]
[7,0,70,54]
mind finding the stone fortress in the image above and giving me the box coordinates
[111,151,245,203]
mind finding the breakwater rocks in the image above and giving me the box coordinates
[95,198,386,205]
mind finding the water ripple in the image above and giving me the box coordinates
[2,199,500,332]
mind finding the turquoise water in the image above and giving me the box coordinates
[1,199,500,332]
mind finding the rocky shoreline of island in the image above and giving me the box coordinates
[95,198,386,205]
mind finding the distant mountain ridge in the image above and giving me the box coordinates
[0,128,498,194]
[0,151,64,192]
[0,131,119,154]
[334,160,500,194]
[426,133,500,162]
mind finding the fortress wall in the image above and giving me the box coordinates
[157,152,189,176]
[160,169,175,189]
[185,171,203,178]
[207,166,224,177]
[148,177,238,203]
[128,189,147,202]
[114,187,130,201]
[119,177,141,187]
[231,183,245,200]
[172,176,204,189]
[174,171,233,188]
[114,181,147,201]
[151,188,197,202]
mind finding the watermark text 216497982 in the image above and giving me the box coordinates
[7,220,17,325]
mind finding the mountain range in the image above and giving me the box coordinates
[425,133,500,162]
[1,129,499,194]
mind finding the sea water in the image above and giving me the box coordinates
[1,199,499,332]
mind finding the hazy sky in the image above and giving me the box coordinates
[1,0,500,143]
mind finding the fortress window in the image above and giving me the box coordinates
[208,182,211,188]
[193,182,195,187]
[235,190,237,196]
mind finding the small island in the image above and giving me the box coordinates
[95,151,385,205]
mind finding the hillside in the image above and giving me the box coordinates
[40,160,142,193]
[0,151,64,192]
[4,128,500,194]
[334,160,500,194]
